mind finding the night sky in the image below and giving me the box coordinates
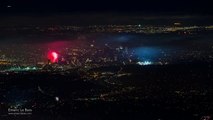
[0,0,212,14]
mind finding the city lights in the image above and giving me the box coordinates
[0,0,212,119]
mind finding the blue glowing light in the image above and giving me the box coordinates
[133,47,162,61]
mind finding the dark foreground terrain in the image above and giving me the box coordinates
[0,63,213,120]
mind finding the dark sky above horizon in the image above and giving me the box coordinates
[0,0,212,14]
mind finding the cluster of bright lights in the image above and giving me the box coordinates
[137,61,152,66]
[6,67,38,72]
